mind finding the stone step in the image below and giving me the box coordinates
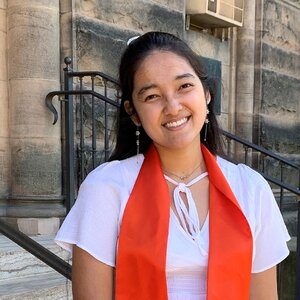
[0,272,72,300]
[0,234,71,281]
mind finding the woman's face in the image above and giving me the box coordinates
[126,50,209,152]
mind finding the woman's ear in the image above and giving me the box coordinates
[124,100,141,125]
[205,91,211,105]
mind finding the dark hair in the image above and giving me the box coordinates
[109,31,223,161]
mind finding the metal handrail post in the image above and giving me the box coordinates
[64,57,75,212]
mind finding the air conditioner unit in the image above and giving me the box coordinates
[186,0,244,28]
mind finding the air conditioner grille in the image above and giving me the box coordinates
[219,2,234,19]
[235,0,243,9]
[208,0,217,13]
[186,0,244,28]
[234,8,243,22]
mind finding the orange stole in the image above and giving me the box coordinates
[116,144,253,300]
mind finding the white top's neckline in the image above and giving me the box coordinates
[165,172,209,256]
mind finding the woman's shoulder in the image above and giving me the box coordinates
[217,156,268,192]
[72,154,144,220]
[83,154,144,189]
[216,155,274,218]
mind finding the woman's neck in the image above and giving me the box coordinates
[154,142,206,180]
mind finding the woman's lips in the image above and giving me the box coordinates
[164,117,189,129]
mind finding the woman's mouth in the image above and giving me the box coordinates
[164,117,189,129]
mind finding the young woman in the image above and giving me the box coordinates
[55,32,290,300]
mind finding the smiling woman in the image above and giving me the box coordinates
[112,32,223,161]
[125,50,209,153]
[55,32,290,300]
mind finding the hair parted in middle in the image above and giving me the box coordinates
[109,31,223,161]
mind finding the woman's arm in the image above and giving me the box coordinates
[250,266,278,300]
[72,245,115,300]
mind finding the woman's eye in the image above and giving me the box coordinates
[180,83,193,90]
[145,94,158,101]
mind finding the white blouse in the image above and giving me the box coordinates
[55,154,290,299]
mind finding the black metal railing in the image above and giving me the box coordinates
[0,218,72,280]
[46,57,121,212]
[222,129,300,204]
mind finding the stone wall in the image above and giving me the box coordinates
[74,0,185,76]
[4,0,63,222]
[260,0,300,161]
[0,0,9,205]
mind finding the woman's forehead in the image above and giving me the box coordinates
[134,50,196,78]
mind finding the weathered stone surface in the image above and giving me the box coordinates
[0,234,71,299]
[186,30,230,64]
[0,80,8,136]
[0,3,8,201]
[6,1,62,206]
[148,0,184,11]
[235,0,256,142]
[263,0,300,52]
[241,0,256,31]
[260,114,300,155]
[7,0,58,9]
[10,139,61,196]
[0,234,70,281]
[17,217,60,235]
[0,32,7,81]
[258,0,300,173]
[75,16,136,77]
[217,114,228,132]
[237,38,255,66]
[261,70,299,116]
[0,138,10,198]
[0,6,6,33]
[0,1,6,10]
[60,11,73,54]
[262,42,300,78]
[60,0,72,14]
[9,79,60,138]
[234,114,254,137]
[221,64,230,114]
[236,63,255,111]
[5,202,66,218]
[1,275,72,300]
[75,0,184,36]
[7,4,59,79]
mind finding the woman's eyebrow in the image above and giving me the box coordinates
[175,73,195,80]
[137,84,157,96]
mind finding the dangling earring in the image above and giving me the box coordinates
[204,108,209,142]
[136,125,140,162]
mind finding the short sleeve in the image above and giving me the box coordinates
[55,161,123,267]
[244,168,291,273]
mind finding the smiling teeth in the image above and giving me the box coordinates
[165,117,188,128]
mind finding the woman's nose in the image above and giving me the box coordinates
[163,95,183,115]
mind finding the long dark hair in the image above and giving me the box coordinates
[109,31,223,161]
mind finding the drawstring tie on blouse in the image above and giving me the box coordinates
[164,172,208,255]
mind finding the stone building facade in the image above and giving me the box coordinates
[0,0,299,231]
